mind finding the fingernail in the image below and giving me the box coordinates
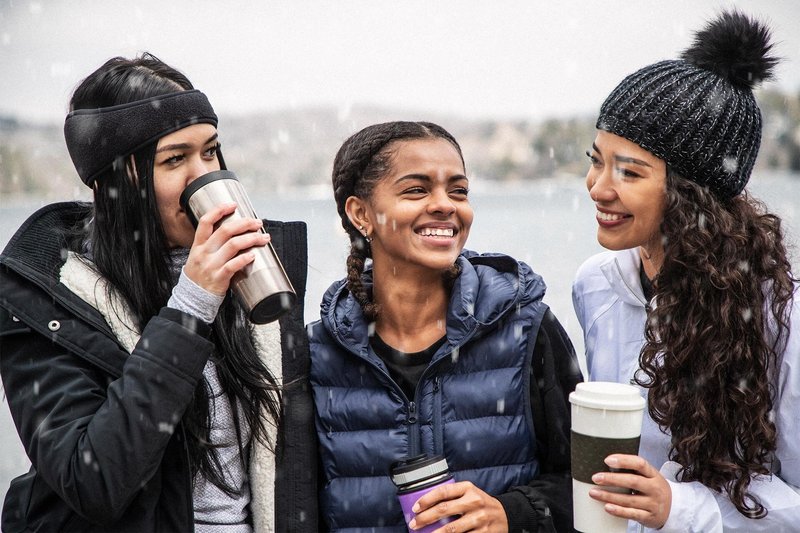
[592,473,604,483]
[605,456,619,467]
[408,519,417,529]
[589,488,601,497]
[411,503,420,513]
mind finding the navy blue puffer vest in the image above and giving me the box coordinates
[309,252,548,531]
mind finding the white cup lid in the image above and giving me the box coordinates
[569,381,646,411]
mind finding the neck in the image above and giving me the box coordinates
[372,262,449,353]
[639,244,663,280]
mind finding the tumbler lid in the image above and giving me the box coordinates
[179,169,240,212]
[569,381,646,411]
[249,290,296,324]
[390,454,449,487]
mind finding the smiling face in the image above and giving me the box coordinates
[346,137,473,276]
[586,130,667,255]
[153,123,221,248]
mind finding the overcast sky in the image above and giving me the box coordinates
[1,0,799,124]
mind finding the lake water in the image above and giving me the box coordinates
[1,173,798,511]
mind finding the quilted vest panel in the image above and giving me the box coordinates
[309,300,546,531]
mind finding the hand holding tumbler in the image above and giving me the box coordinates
[180,170,296,324]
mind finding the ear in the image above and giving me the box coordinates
[345,196,371,233]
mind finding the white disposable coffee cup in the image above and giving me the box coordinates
[569,381,646,533]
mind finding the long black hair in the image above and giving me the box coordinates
[70,53,281,494]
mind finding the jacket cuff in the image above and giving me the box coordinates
[495,490,539,533]
[658,461,722,533]
[158,306,212,338]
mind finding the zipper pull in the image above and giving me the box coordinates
[407,401,417,424]
[433,377,440,392]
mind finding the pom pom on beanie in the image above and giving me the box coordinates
[596,10,778,199]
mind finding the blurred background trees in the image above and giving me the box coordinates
[2,88,798,199]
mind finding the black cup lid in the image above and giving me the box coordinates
[179,169,240,212]
[249,290,296,324]
[390,454,449,486]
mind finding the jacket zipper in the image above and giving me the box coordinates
[433,376,443,455]
[407,401,419,457]
[344,338,468,459]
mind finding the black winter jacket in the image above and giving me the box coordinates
[0,202,317,532]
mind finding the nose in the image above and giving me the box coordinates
[186,155,220,185]
[427,187,457,216]
[586,165,617,203]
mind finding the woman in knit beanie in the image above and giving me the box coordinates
[572,10,800,532]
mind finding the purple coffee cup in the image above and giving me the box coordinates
[391,454,457,533]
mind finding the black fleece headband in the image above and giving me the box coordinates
[64,90,218,187]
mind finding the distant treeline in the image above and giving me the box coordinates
[2,88,798,198]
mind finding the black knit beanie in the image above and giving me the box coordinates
[596,10,778,199]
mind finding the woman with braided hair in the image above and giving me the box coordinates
[572,10,800,531]
[308,121,582,532]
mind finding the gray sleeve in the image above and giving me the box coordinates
[167,267,225,324]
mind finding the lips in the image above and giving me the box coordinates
[595,209,631,227]
[596,211,630,222]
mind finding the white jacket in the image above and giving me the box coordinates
[572,248,800,532]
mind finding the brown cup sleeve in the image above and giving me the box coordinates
[571,430,641,484]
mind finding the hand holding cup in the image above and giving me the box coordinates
[588,453,672,529]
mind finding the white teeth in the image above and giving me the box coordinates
[597,211,627,222]
[419,228,454,237]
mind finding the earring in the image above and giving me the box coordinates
[359,225,371,243]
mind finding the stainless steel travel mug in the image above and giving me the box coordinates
[179,170,296,324]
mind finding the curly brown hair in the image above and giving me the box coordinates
[636,171,796,518]
[331,121,464,321]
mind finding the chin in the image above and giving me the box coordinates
[597,232,633,252]
[427,255,462,272]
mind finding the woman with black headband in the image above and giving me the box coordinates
[573,11,800,531]
[0,53,316,531]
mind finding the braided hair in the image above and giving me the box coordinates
[331,121,464,321]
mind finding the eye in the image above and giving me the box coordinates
[614,166,641,179]
[203,143,220,158]
[586,150,601,166]
[402,186,427,195]
[162,153,184,165]
[450,186,469,198]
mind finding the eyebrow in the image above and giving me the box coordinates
[592,142,653,168]
[157,133,219,153]
[395,173,468,184]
